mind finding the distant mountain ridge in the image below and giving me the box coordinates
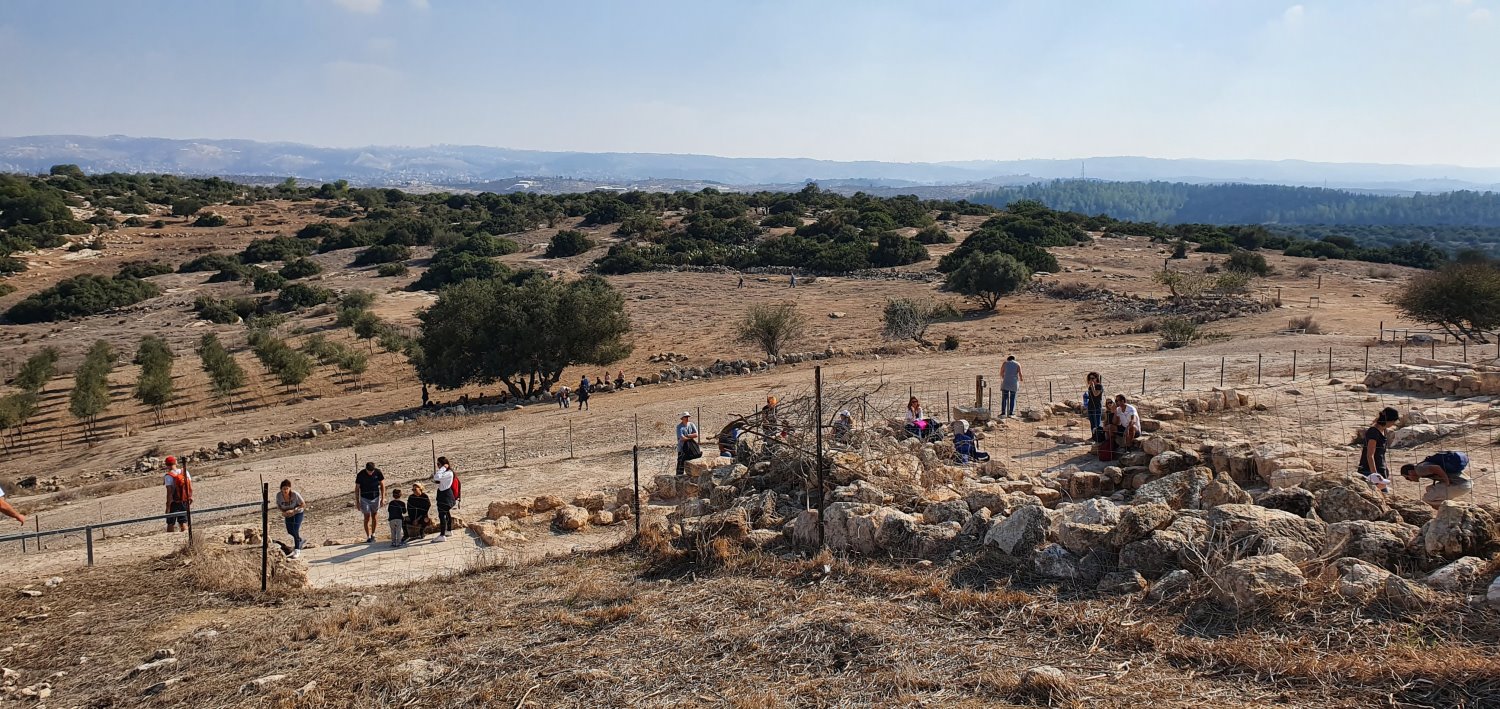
[4,135,1500,192]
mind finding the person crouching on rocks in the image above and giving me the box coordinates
[1402,451,1473,508]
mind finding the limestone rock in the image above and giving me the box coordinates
[831,480,889,505]
[589,509,616,526]
[1207,504,1326,551]
[1119,530,1186,578]
[1212,553,1305,612]
[1112,502,1174,547]
[554,505,590,531]
[907,523,961,560]
[680,508,751,542]
[1320,557,1434,609]
[1313,485,1389,523]
[1097,570,1147,594]
[1146,569,1193,602]
[467,518,525,546]
[1257,487,1314,518]
[1259,537,1315,562]
[983,504,1050,557]
[683,456,733,477]
[1321,520,1419,567]
[1199,474,1252,509]
[486,497,534,520]
[1134,466,1213,509]
[709,485,739,511]
[532,495,565,513]
[1269,468,1316,489]
[1058,497,1121,527]
[1030,543,1082,579]
[1389,497,1434,527]
[1421,502,1499,559]
[571,492,607,512]
[1147,451,1190,476]
[923,499,972,526]
[1421,556,1491,593]
[1058,522,1114,556]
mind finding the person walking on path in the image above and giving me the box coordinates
[275,479,306,558]
[676,412,700,476]
[355,462,385,544]
[405,483,432,542]
[1083,372,1105,433]
[0,483,24,525]
[163,456,192,534]
[577,375,592,411]
[432,457,456,541]
[1357,407,1400,492]
[387,488,407,547]
[1402,451,1474,507]
[999,356,1022,417]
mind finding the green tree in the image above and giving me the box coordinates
[1225,250,1271,276]
[734,302,807,359]
[12,347,60,392]
[943,252,1031,310]
[881,298,959,345]
[133,335,175,425]
[0,392,38,450]
[415,275,631,398]
[69,340,116,441]
[869,232,930,268]
[197,333,247,409]
[1390,262,1500,343]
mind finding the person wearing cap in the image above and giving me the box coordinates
[163,456,192,533]
[833,409,855,445]
[676,412,699,476]
[0,482,25,525]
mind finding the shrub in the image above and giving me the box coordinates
[150,219,166,229]
[1288,315,1322,334]
[340,290,376,310]
[1295,263,1319,277]
[1367,265,1398,280]
[1213,271,1252,294]
[937,229,1059,274]
[546,230,595,258]
[68,340,116,440]
[1225,250,1271,276]
[869,232,929,268]
[411,250,509,290]
[760,212,802,229]
[116,261,173,279]
[240,236,312,264]
[11,348,59,393]
[376,262,409,277]
[193,295,262,324]
[448,234,520,257]
[122,216,146,227]
[592,243,655,275]
[296,222,341,241]
[1391,262,1500,342]
[207,265,249,283]
[178,252,242,273]
[942,334,959,351]
[197,333,247,405]
[734,302,807,358]
[6,275,161,324]
[913,225,954,244]
[278,258,323,279]
[944,252,1030,310]
[353,243,412,266]
[276,283,336,310]
[882,298,960,344]
[192,212,228,227]
[251,270,287,293]
[1158,317,1199,349]
[1171,240,1189,259]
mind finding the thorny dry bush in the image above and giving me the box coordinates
[4,536,1500,708]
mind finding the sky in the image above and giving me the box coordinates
[2,0,1498,165]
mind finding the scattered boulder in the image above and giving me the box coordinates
[467,518,525,547]
[680,508,751,542]
[1388,497,1434,527]
[1422,502,1498,559]
[1112,502,1174,547]
[1097,570,1147,595]
[1119,530,1186,578]
[1313,485,1389,524]
[1058,522,1114,556]
[589,509,616,526]
[1146,569,1194,602]
[983,505,1050,557]
[1207,504,1326,552]
[923,499,972,526]
[1212,553,1305,611]
[1321,520,1419,567]
[1199,474,1252,509]
[1058,498,1121,527]
[1134,466,1213,509]
[486,498,534,520]
[1030,543,1082,579]
[1257,487,1315,518]
[1422,556,1491,593]
[571,492,607,512]
[554,505,590,531]
[1320,557,1434,610]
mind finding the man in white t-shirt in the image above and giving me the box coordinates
[0,484,25,525]
[1114,394,1142,449]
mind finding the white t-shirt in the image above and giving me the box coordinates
[1115,404,1141,432]
[432,466,454,492]
[0,484,6,498]
[905,407,924,423]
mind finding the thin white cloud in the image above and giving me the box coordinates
[1283,4,1306,25]
[330,0,382,14]
[409,0,430,9]
[1470,7,1493,22]
[323,60,403,85]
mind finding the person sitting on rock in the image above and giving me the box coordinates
[1402,451,1473,508]
[952,419,990,464]
[717,418,746,457]
[1113,395,1141,450]
[905,396,940,441]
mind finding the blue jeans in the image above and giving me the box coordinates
[1000,389,1017,416]
[1088,410,1103,431]
[284,512,304,550]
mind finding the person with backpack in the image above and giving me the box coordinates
[163,456,193,533]
[355,461,385,544]
[1402,451,1474,507]
[577,375,592,411]
[432,456,458,541]
[676,412,701,476]
[275,479,306,558]
[405,483,432,542]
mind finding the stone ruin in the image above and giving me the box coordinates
[1364,359,1500,399]
[643,389,1500,613]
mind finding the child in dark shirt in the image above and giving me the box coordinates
[388,488,408,547]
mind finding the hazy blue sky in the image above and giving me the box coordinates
[2,0,1497,165]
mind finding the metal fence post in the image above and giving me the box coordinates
[1365,346,1370,373]
[1292,350,1298,380]
[632,446,641,536]
[815,366,826,550]
[1181,362,1186,390]
[1257,353,1262,384]
[1328,348,1333,379]
[568,419,574,459]
[85,526,94,566]
[261,482,270,593]
[1220,357,1225,387]
[1140,368,1146,395]
[501,427,508,468]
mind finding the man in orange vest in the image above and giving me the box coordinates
[163,456,193,533]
